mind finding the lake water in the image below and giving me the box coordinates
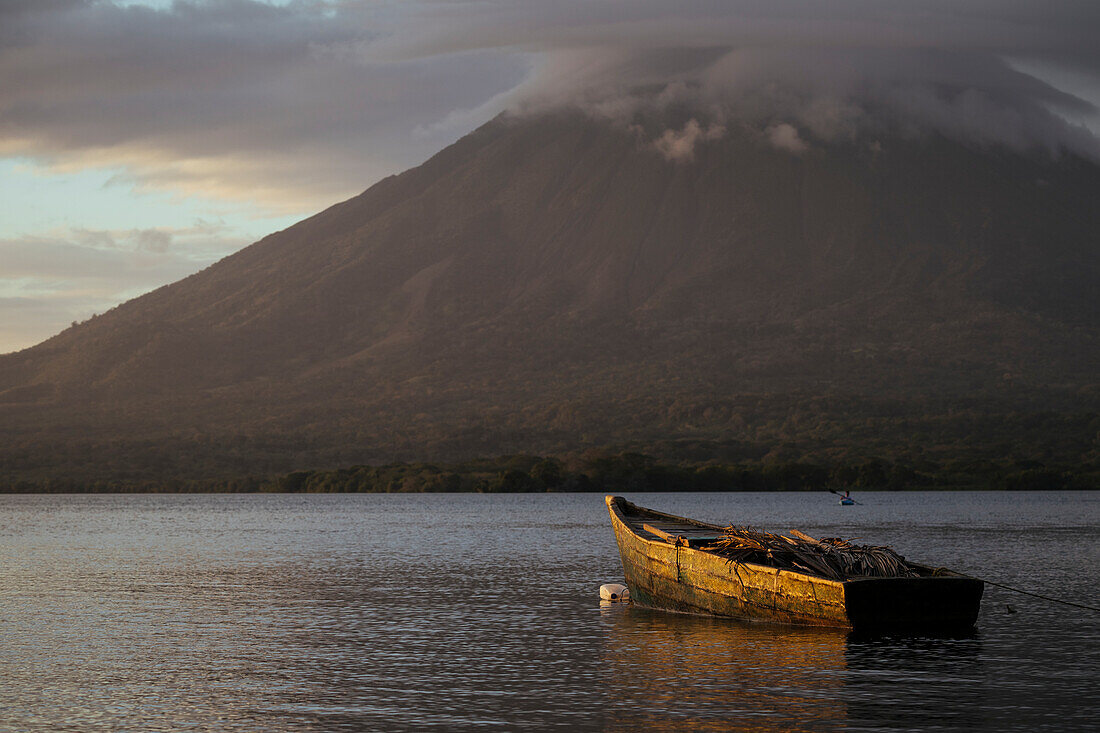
[1,491,1097,731]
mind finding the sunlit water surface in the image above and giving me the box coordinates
[1,491,1097,731]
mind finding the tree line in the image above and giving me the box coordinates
[2,450,1090,493]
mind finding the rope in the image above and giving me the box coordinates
[968,575,1100,613]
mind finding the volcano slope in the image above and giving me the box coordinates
[1,110,1098,485]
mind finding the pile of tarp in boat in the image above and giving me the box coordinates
[708,527,918,580]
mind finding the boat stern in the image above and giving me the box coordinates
[843,576,984,631]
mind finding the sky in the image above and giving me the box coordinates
[2,0,1098,353]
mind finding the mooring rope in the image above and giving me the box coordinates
[968,575,1100,613]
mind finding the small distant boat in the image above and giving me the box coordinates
[831,489,857,505]
[606,496,983,631]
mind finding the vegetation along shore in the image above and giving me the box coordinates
[3,449,1094,494]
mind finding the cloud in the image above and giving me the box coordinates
[652,119,725,162]
[766,123,808,154]
[0,223,247,352]
[408,1,1100,73]
[435,3,1100,159]
[0,1,527,211]
[506,46,1099,161]
[2,1,1097,216]
[0,295,101,356]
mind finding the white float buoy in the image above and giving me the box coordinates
[600,583,630,602]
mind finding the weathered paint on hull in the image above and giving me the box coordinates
[607,496,983,631]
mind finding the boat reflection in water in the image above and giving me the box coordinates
[599,602,987,731]
[597,602,849,732]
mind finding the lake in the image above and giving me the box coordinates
[1,491,1097,731]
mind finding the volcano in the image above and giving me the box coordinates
[2,110,1098,484]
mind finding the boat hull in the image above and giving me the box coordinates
[606,496,983,631]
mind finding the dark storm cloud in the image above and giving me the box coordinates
[0,1,1098,204]
[405,0,1100,68]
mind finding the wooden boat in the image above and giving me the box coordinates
[606,495,983,631]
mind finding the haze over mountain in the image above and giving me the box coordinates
[1,97,1099,484]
